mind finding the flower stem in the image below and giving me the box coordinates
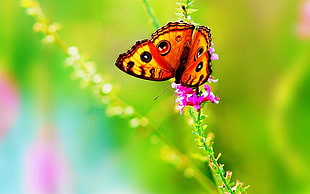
[190,108,248,193]
[176,0,197,23]
[142,0,160,28]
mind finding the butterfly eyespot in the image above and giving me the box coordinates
[157,40,171,56]
[194,47,204,61]
[126,61,134,71]
[197,47,204,57]
[195,62,203,72]
[175,35,183,42]
[140,51,152,63]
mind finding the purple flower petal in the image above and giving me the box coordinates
[208,77,219,83]
[0,72,20,139]
[172,74,220,113]
[211,53,219,60]
[209,47,215,54]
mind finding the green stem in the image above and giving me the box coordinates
[142,0,159,29]
[204,141,233,193]
[193,109,234,193]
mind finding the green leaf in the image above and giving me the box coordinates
[186,8,198,14]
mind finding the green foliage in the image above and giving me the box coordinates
[176,0,197,23]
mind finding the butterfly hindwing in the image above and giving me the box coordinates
[115,39,173,81]
[181,26,212,87]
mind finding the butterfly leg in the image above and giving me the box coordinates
[195,86,200,95]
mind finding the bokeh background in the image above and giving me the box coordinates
[1,0,310,193]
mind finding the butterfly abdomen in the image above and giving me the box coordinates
[175,45,191,84]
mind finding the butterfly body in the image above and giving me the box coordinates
[115,22,213,87]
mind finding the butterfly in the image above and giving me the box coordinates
[115,21,213,87]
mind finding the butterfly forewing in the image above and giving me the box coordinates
[150,22,195,71]
[115,39,174,81]
[180,26,213,87]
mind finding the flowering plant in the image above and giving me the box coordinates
[172,82,220,114]
[171,1,250,192]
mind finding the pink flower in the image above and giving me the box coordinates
[172,83,220,114]
[186,94,205,111]
[202,85,220,104]
[296,0,310,39]
[209,47,215,53]
[208,76,219,83]
[172,83,195,114]
[0,72,20,140]
[211,53,219,60]
[209,43,219,61]
[171,82,194,95]
[23,126,72,194]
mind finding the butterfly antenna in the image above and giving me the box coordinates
[153,85,171,100]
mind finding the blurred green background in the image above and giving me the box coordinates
[1,0,310,193]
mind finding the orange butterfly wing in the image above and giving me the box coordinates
[115,22,195,82]
[149,22,195,71]
[180,26,213,87]
[115,39,173,81]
